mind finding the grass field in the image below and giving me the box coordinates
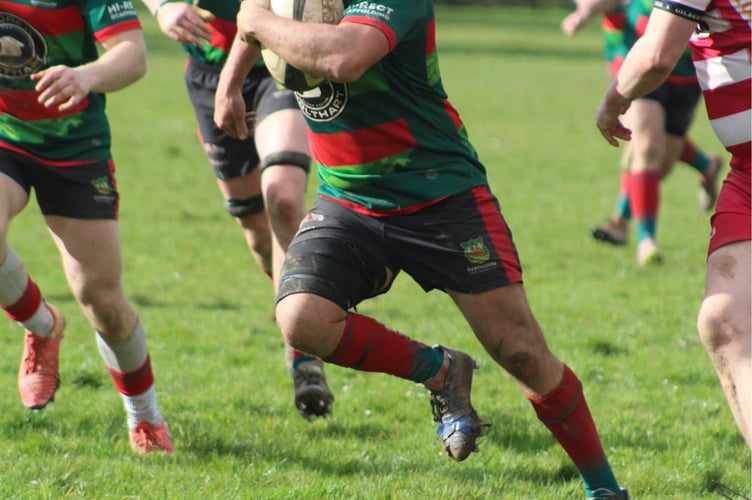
[2,5,750,499]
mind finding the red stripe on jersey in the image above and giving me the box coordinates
[108,356,155,396]
[95,19,142,43]
[0,89,88,121]
[609,56,624,77]
[666,74,698,85]
[308,118,417,166]
[0,1,84,35]
[703,78,751,120]
[443,99,463,129]
[343,16,396,51]
[425,17,436,56]
[635,15,649,37]
[0,140,97,167]
[602,12,625,31]
[207,17,237,53]
[728,142,752,170]
[322,194,447,217]
[471,185,522,284]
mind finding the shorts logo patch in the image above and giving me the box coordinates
[460,237,490,264]
[305,212,324,222]
[91,176,113,196]
[0,13,47,79]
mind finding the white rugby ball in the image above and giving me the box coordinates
[260,0,345,92]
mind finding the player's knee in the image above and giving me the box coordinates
[275,293,338,358]
[697,296,735,353]
[260,151,311,174]
[224,194,265,218]
[265,186,302,225]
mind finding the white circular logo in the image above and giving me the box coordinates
[0,13,47,79]
[295,80,348,122]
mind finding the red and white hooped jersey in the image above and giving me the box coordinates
[671,0,751,169]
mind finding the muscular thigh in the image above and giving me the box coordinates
[624,99,666,170]
[277,197,394,311]
[254,78,309,163]
[386,186,522,294]
[0,151,32,228]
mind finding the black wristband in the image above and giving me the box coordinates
[653,0,705,22]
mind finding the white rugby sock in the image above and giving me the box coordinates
[0,248,55,336]
[121,386,162,429]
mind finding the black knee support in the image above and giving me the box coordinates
[224,194,265,218]
[260,151,311,174]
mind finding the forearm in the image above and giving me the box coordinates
[77,35,147,93]
[240,8,348,80]
[219,35,261,91]
[611,37,674,102]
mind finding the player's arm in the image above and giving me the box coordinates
[595,7,697,145]
[561,0,622,36]
[236,0,390,83]
[140,0,213,46]
[31,29,146,111]
[214,35,260,140]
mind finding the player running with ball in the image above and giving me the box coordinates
[215,0,629,498]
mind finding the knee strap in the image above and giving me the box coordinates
[225,194,265,218]
[260,151,311,174]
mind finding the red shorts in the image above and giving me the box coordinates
[708,166,751,257]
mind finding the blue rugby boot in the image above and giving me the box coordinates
[424,346,482,462]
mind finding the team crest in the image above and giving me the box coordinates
[0,13,47,79]
[295,80,348,122]
[461,237,490,264]
[91,177,113,196]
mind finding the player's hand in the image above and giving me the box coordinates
[31,65,91,112]
[236,0,270,44]
[595,100,632,146]
[561,12,586,36]
[595,79,633,146]
[214,86,254,140]
[156,0,214,46]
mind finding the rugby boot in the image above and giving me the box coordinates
[18,304,64,410]
[130,419,175,455]
[294,359,334,421]
[587,487,629,500]
[591,219,628,246]
[424,346,482,462]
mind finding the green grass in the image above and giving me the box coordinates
[2,5,750,499]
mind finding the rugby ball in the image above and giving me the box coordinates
[260,0,345,92]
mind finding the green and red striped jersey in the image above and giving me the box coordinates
[182,0,264,71]
[300,0,488,215]
[603,0,696,83]
[0,0,141,163]
[182,0,238,65]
